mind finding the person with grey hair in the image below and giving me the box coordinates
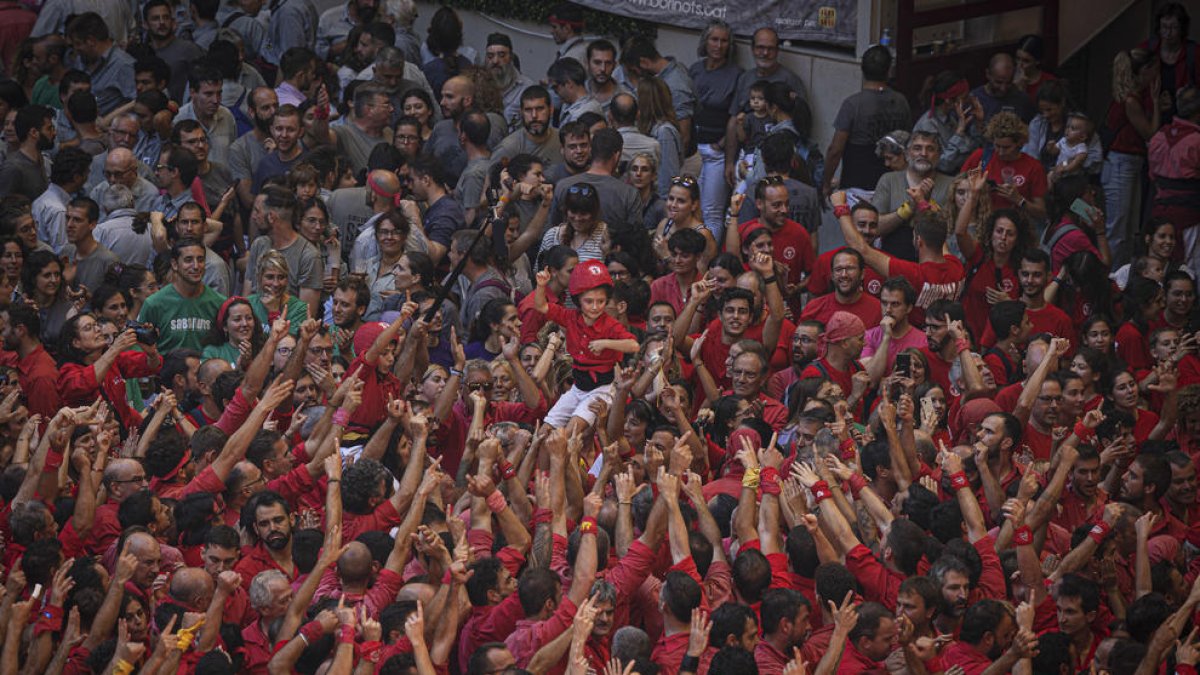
[383,0,422,65]
[93,184,156,267]
[86,113,151,192]
[611,626,653,663]
[88,147,160,215]
[869,130,953,260]
[328,84,393,175]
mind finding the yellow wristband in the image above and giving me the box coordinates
[897,202,914,220]
[113,660,135,675]
[742,467,761,489]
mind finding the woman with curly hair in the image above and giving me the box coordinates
[955,170,1032,338]
[960,111,1047,219]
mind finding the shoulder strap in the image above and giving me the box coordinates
[1046,222,1081,252]
[221,11,245,28]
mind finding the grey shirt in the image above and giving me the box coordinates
[328,186,375,254]
[551,172,643,236]
[455,156,491,222]
[156,37,207,102]
[175,103,239,167]
[831,87,912,189]
[72,44,137,116]
[334,122,389,176]
[60,241,120,291]
[617,127,661,167]
[729,65,807,116]
[203,246,233,296]
[913,109,983,176]
[425,119,467,183]
[265,0,318,64]
[871,170,954,261]
[228,131,268,183]
[0,151,47,200]
[737,176,821,234]
[656,58,696,122]
[491,129,562,167]
[93,210,155,267]
[247,235,324,295]
[688,60,741,145]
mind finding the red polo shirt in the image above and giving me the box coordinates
[886,255,966,327]
[16,344,60,419]
[799,291,881,328]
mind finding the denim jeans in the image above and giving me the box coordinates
[1100,151,1144,267]
[698,143,730,241]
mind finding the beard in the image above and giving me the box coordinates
[493,62,517,91]
[910,158,933,174]
[524,119,548,137]
[254,114,272,134]
[264,531,291,550]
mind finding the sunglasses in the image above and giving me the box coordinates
[671,176,698,188]
[467,382,494,392]
[567,184,596,197]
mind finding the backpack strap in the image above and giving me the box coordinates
[984,346,1019,384]
[221,10,245,28]
[1045,222,1081,253]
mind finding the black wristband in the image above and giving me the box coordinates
[680,655,700,674]
[762,276,777,285]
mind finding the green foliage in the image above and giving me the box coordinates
[440,0,657,44]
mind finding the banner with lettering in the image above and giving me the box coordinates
[571,0,856,46]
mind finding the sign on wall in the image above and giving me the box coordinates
[570,0,857,46]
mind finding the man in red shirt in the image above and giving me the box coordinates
[234,491,300,589]
[729,178,815,314]
[799,248,881,327]
[2,302,61,419]
[808,201,885,297]
[960,111,1048,219]
[766,321,820,403]
[834,603,896,674]
[982,249,1076,350]
[799,312,867,417]
[941,599,1035,675]
[832,191,964,327]
[920,300,989,404]
[754,589,810,675]
[1053,447,1108,532]
[727,348,788,431]
[982,301,1031,386]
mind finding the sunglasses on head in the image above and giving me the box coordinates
[567,184,596,197]
[671,176,698,188]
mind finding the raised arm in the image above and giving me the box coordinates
[748,251,785,350]
[831,191,891,274]
[1012,337,1068,426]
[211,378,295,481]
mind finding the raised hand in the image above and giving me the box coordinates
[686,607,712,658]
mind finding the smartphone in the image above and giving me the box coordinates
[895,353,912,378]
[1069,198,1098,227]
[980,145,994,171]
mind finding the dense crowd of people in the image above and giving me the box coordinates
[0,0,1196,673]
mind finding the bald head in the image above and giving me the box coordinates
[104,459,146,501]
[440,76,475,119]
[367,169,401,209]
[610,93,637,127]
[170,567,214,608]
[126,531,162,589]
[337,542,373,584]
[104,148,137,188]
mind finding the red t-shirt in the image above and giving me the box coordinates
[980,303,1076,352]
[1116,321,1152,371]
[518,287,559,344]
[961,247,1019,340]
[798,291,881,327]
[961,148,1049,211]
[886,255,966,327]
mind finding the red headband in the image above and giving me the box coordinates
[367,173,403,208]
[217,295,248,328]
[931,79,970,116]
[149,449,192,491]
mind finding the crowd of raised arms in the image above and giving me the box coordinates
[0,0,1197,673]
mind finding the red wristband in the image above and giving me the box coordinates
[838,437,857,460]
[531,507,553,527]
[580,516,598,534]
[810,480,832,504]
[314,104,330,120]
[486,490,508,513]
[338,625,356,644]
[1013,525,1033,546]
[498,459,516,481]
[1177,665,1198,675]
[1089,521,1111,544]
[358,640,383,663]
[300,619,326,643]
[760,466,781,496]
[1073,422,1095,444]
[955,338,971,355]
[846,473,868,497]
[949,472,970,491]
[441,570,452,585]
[833,204,851,218]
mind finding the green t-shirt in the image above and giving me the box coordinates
[202,342,240,368]
[31,76,60,109]
[249,294,308,337]
[138,284,227,353]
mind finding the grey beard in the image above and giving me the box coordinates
[493,63,518,92]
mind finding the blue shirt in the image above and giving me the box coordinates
[73,44,136,116]
[423,194,465,250]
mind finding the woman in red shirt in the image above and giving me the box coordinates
[57,313,162,430]
[955,173,1032,339]
[1115,276,1166,371]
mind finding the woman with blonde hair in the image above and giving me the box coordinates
[637,78,683,199]
[627,152,666,230]
[249,250,309,336]
[1103,48,1161,266]
[944,169,992,258]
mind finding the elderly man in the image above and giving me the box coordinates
[88,147,160,215]
[86,113,151,191]
[485,33,533,132]
[870,131,954,261]
[243,569,296,673]
[93,185,153,266]
[59,458,150,555]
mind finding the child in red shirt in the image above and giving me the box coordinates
[532,260,639,432]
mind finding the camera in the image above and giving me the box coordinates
[126,320,159,345]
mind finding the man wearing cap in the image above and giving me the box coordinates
[549,3,587,66]
[800,311,870,418]
[485,33,534,132]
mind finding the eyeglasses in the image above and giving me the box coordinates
[309,346,334,356]
[277,346,294,356]
[378,229,401,239]
[155,164,174,171]
[467,381,494,392]
[671,176,698,188]
[104,167,134,179]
